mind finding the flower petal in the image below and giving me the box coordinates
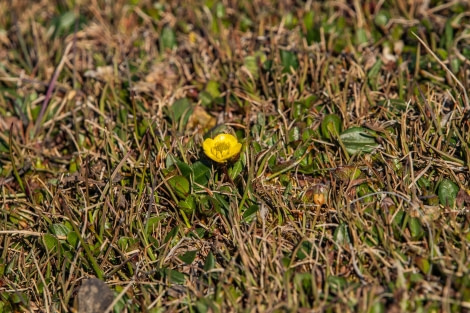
[202,138,214,155]
[202,133,241,163]
[202,138,220,162]
[231,142,242,157]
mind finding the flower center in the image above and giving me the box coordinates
[212,142,230,158]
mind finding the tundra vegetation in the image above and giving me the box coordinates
[1,0,470,312]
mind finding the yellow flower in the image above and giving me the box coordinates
[203,133,242,163]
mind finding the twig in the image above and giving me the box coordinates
[0,230,43,236]
[412,31,470,109]
[33,42,73,137]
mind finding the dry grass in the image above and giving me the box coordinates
[1,0,470,312]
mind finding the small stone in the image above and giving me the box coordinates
[78,278,114,313]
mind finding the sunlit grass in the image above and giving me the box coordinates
[1,0,470,312]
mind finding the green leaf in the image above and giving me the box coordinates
[66,231,79,248]
[367,60,382,89]
[178,250,198,264]
[240,14,253,31]
[327,275,348,291]
[409,217,424,240]
[357,183,373,203]
[451,58,461,74]
[167,269,185,284]
[288,126,300,143]
[168,175,190,199]
[392,209,405,230]
[326,275,348,292]
[51,11,76,38]
[244,56,258,79]
[43,234,60,253]
[9,291,26,304]
[204,252,215,271]
[303,11,314,29]
[444,19,453,51]
[176,160,192,178]
[170,98,192,123]
[164,226,179,244]
[205,80,221,99]
[339,127,379,154]
[415,257,431,275]
[294,273,313,292]
[244,52,266,79]
[117,237,129,251]
[192,161,211,186]
[189,227,206,239]
[355,28,368,45]
[280,50,299,73]
[214,193,229,215]
[160,26,177,51]
[228,157,244,181]
[242,204,259,222]
[303,11,319,44]
[284,12,298,29]
[438,179,459,206]
[198,91,213,106]
[49,223,71,237]
[321,114,342,140]
[334,166,361,181]
[333,223,350,246]
[198,195,216,216]
[196,300,209,313]
[374,10,390,27]
[178,195,196,215]
[296,241,313,260]
[215,2,225,18]
[145,215,166,234]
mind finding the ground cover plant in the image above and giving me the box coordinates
[1,0,470,312]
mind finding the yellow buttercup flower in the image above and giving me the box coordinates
[203,133,242,163]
